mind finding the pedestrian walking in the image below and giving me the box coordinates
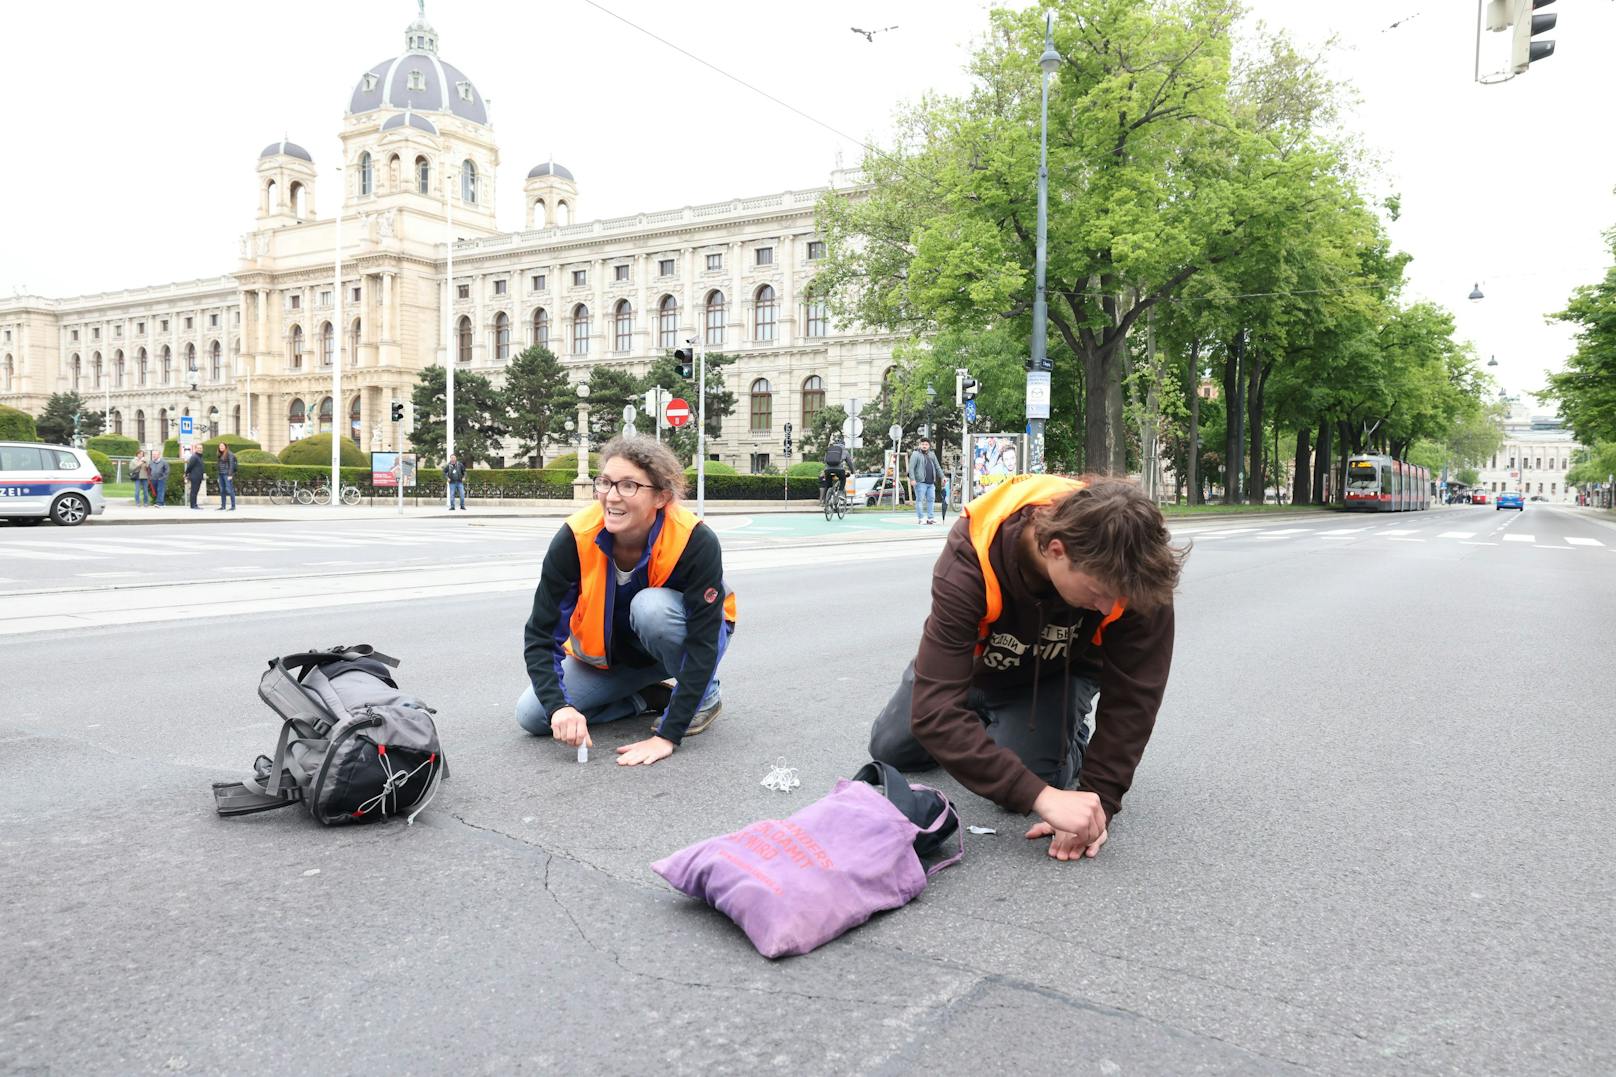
[444,453,467,510]
[215,442,238,511]
[867,475,1187,862]
[515,435,736,767]
[184,447,205,510]
[908,437,942,525]
[149,454,170,508]
[132,451,150,506]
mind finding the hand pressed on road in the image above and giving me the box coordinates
[551,707,592,749]
[1025,821,1108,860]
[616,736,674,767]
[1031,787,1106,848]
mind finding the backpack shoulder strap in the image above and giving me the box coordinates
[274,644,400,676]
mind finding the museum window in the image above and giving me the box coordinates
[135,410,146,444]
[289,295,301,310]
[755,247,773,266]
[161,345,173,383]
[159,408,169,441]
[572,269,587,287]
[571,305,591,356]
[416,156,431,195]
[494,312,511,362]
[750,378,773,434]
[493,279,507,296]
[802,375,825,428]
[111,409,122,436]
[320,323,334,367]
[288,399,305,442]
[408,69,425,91]
[705,291,726,346]
[614,265,630,283]
[461,160,477,204]
[289,326,303,370]
[349,396,362,446]
[183,318,192,331]
[531,274,545,291]
[613,301,633,353]
[232,405,241,436]
[350,318,360,359]
[457,284,470,300]
[457,316,473,363]
[533,308,550,349]
[805,300,828,338]
[136,322,145,334]
[92,353,102,388]
[71,355,81,390]
[209,313,219,328]
[706,253,723,271]
[659,259,675,277]
[753,285,777,342]
[359,152,373,196]
[317,397,333,434]
[210,341,221,382]
[658,296,678,349]
[807,240,826,260]
[93,327,101,341]
[114,351,125,387]
[71,329,80,342]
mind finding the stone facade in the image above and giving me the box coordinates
[0,11,894,471]
[1470,398,1583,502]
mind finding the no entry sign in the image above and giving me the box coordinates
[665,397,692,427]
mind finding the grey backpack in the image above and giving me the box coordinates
[211,645,446,825]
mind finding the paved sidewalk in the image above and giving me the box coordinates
[90,497,830,525]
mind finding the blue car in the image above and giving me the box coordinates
[1496,491,1525,511]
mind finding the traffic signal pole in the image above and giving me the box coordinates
[696,341,707,517]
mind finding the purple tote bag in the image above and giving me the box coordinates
[651,778,962,958]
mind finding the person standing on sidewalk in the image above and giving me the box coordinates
[444,453,467,511]
[215,442,238,511]
[149,453,170,508]
[184,447,205,510]
[132,451,150,507]
[908,437,942,525]
[516,435,736,767]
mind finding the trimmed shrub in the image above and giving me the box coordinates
[88,433,139,458]
[236,449,278,464]
[0,404,39,441]
[162,434,261,458]
[683,461,738,479]
[786,460,825,479]
[87,448,114,481]
[278,433,366,467]
[544,451,601,473]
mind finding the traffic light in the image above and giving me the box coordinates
[674,348,694,379]
[403,400,415,433]
[390,401,404,422]
[956,374,979,407]
[1487,0,1556,73]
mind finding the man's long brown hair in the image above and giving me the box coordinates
[1031,477,1188,610]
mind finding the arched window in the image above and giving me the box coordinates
[880,364,899,402]
[265,179,278,213]
[416,156,431,195]
[388,153,400,191]
[494,312,510,362]
[457,316,473,363]
[111,409,123,436]
[289,326,303,370]
[750,378,773,433]
[72,354,81,390]
[349,395,363,446]
[320,323,334,367]
[350,318,361,360]
[114,350,125,387]
[209,340,221,382]
[572,304,590,356]
[704,291,726,346]
[805,299,829,338]
[159,408,169,441]
[754,285,777,342]
[185,343,196,383]
[557,200,571,226]
[135,409,146,445]
[92,352,102,388]
[137,347,148,386]
[359,151,373,196]
[207,407,220,439]
[802,375,825,428]
[290,182,306,218]
[613,300,633,353]
[161,345,173,384]
[461,160,478,204]
[658,296,678,349]
[532,308,549,349]
[317,396,333,434]
[232,404,241,436]
[534,197,546,224]
[288,398,306,441]
[1,354,11,392]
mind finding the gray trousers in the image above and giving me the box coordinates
[868,660,1097,792]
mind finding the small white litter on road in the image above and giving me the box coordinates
[301,868,320,877]
[967,825,998,835]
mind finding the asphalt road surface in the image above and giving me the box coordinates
[4,504,1613,1075]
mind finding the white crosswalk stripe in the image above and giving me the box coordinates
[1503,534,1535,543]
[2,539,190,557]
[1566,537,1604,547]
[0,547,80,560]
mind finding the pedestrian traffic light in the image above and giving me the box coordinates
[390,401,404,422]
[674,348,694,379]
[956,374,979,407]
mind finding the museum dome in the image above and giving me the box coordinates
[346,8,488,127]
[527,161,574,181]
[260,140,312,162]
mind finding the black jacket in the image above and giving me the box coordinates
[444,461,467,482]
[184,454,205,482]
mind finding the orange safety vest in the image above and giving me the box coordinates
[963,474,1125,653]
[563,502,738,669]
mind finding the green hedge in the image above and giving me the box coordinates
[544,451,601,473]
[786,460,825,479]
[278,433,365,467]
[236,449,279,464]
[87,448,114,481]
[88,433,139,457]
[162,434,261,458]
[0,404,38,441]
[686,460,738,477]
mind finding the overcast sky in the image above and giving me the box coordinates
[9,0,1613,408]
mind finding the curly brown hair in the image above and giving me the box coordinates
[598,435,688,502]
[1030,476,1188,610]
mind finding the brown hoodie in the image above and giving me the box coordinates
[909,508,1175,820]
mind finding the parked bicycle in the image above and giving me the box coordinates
[266,478,299,505]
[294,481,362,507]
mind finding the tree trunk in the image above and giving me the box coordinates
[1246,345,1264,504]
[1083,346,1107,475]
[1293,427,1311,505]
[1312,419,1331,504]
[1223,331,1245,503]
[1186,338,1202,505]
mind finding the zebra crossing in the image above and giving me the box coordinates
[1178,521,1611,552]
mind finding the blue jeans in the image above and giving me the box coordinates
[134,479,147,506]
[153,478,167,505]
[515,588,726,735]
[914,481,936,521]
[219,474,236,509]
[449,481,465,509]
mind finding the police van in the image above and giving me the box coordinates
[0,441,107,526]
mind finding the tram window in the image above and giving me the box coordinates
[1380,467,1392,495]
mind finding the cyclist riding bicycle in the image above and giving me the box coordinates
[822,436,851,506]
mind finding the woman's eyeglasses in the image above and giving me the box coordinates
[594,476,649,497]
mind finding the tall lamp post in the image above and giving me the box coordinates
[572,381,592,500]
[1027,12,1060,474]
[442,159,457,507]
[331,164,344,510]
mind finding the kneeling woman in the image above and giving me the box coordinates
[517,436,736,766]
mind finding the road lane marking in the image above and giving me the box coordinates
[1534,545,1573,550]
[1459,541,1497,546]
[1503,534,1535,543]
[1566,537,1604,547]
[3,539,190,557]
[0,547,83,561]
[1318,528,1369,535]
[77,571,143,578]
[1438,532,1475,539]
[1380,529,1422,535]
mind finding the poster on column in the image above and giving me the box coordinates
[971,434,1023,499]
[371,452,418,488]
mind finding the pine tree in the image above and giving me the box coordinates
[35,393,104,445]
[501,346,572,465]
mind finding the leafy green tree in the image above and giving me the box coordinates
[409,365,508,466]
[639,351,739,464]
[1542,227,1616,445]
[800,404,848,462]
[1566,441,1616,490]
[585,365,644,448]
[35,392,103,445]
[501,346,573,464]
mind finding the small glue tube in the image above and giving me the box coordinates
[577,744,588,763]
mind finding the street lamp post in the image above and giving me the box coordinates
[442,160,456,507]
[332,164,344,510]
[572,381,592,500]
[1027,12,1061,475]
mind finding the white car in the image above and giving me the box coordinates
[0,441,108,526]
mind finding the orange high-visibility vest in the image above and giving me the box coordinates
[963,475,1125,653]
[563,502,738,669]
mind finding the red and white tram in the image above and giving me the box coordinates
[1343,454,1431,512]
